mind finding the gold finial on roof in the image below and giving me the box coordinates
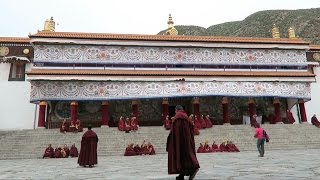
[271,24,280,38]
[165,14,178,36]
[288,27,296,39]
[43,17,55,32]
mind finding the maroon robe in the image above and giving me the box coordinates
[219,143,228,152]
[203,144,212,153]
[229,143,240,152]
[199,117,206,129]
[166,110,200,175]
[124,120,131,132]
[69,145,79,157]
[134,144,142,155]
[131,118,138,131]
[63,146,70,157]
[164,118,172,130]
[194,118,202,129]
[286,111,295,124]
[311,116,320,128]
[78,129,99,167]
[43,146,54,158]
[118,118,125,131]
[141,144,149,155]
[124,146,136,156]
[211,143,220,152]
[148,144,156,155]
[60,121,69,133]
[54,147,62,158]
[196,144,204,153]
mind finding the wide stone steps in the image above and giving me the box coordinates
[0,124,319,159]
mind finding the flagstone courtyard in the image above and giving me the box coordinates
[0,149,319,180]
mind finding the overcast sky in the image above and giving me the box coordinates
[1,0,320,37]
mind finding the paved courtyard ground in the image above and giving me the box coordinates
[0,149,319,180]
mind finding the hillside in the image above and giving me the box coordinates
[158,8,320,44]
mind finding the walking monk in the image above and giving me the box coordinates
[166,105,200,180]
[78,125,99,167]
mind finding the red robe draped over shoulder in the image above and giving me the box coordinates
[211,143,220,152]
[166,110,200,175]
[43,146,54,158]
[118,119,125,131]
[78,129,98,166]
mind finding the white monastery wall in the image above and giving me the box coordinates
[305,66,320,123]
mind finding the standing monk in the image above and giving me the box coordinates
[78,125,99,167]
[166,105,200,180]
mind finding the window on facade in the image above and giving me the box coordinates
[8,63,26,81]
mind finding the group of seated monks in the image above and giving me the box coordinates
[60,119,83,133]
[43,144,79,158]
[124,141,155,156]
[118,116,139,132]
[163,114,213,135]
[197,140,240,153]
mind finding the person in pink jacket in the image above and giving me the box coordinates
[254,123,269,157]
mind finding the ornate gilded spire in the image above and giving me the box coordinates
[288,27,296,39]
[165,14,178,36]
[43,17,55,32]
[271,24,280,38]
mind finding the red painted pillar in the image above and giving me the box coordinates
[37,101,47,128]
[222,97,230,125]
[70,101,78,124]
[273,98,282,124]
[132,100,138,121]
[299,100,308,123]
[101,101,109,127]
[192,97,200,118]
[248,98,256,126]
[162,98,169,124]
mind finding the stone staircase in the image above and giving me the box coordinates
[0,124,319,160]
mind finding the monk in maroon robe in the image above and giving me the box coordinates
[286,110,295,124]
[54,146,62,158]
[78,125,98,167]
[43,144,54,158]
[124,143,136,156]
[211,141,220,152]
[227,141,240,152]
[69,143,79,157]
[197,143,204,153]
[60,119,68,133]
[203,141,212,153]
[141,142,149,155]
[219,141,228,152]
[75,119,82,132]
[190,114,200,135]
[131,117,138,131]
[194,115,202,129]
[118,116,125,131]
[134,144,142,155]
[166,105,200,180]
[205,115,213,128]
[311,114,320,127]
[199,115,207,129]
[148,142,156,155]
[164,115,171,130]
[63,144,70,157]
[124,117,131,132]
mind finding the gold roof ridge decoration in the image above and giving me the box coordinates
[165,14,178,36]
[43,17,55,32]
[288,27,296,39]
[272,24,280,38]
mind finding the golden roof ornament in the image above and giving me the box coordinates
[271,24,280,38]
[288,27,296,39]
[43,17,55,32]
[165,14,178,36]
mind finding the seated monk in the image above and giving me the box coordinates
[189,114,200,135]
[69,143,79,157]
[60,119,69,133]
[124,117,131,133]
[194,115,202,129]
[63,144,70,157]
[211,141,220,152]
[203,140,212,153]
[124,143,136,156]
[147,142,155,155]
[205,115,213,128]
[61,148,67,158]
[43,144,54,158]
[54,146,63,158]
[219,141,228,152]
[199,115,207,129]
[227,141,240,152]
[164,115,171,130]
[75,119,82,132]
[118,116,125,131]
[131,117,138,131]
[197,143,204,153]
[286,110,295,124]
[140,141,149,155]
[133,144,142,155]
[311,114,320,128]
